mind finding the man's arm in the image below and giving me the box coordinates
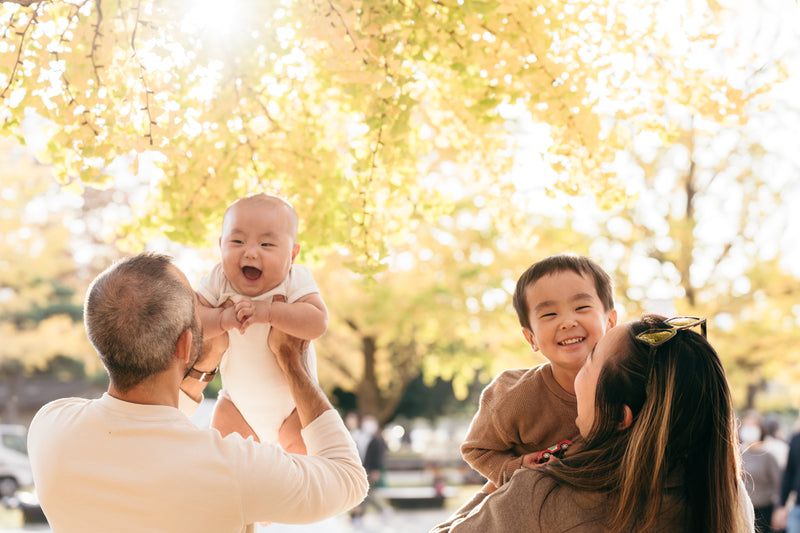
[236,328,368,525]
[179,332,228,408]
[268,326,330,426]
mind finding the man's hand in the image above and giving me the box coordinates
[268,327,310,376]
[180,314,230,404]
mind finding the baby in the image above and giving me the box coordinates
[197,193,328,451]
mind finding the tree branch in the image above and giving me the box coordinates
[1,8,37,99]
[130,0,155,145]
[52,4,84,106]
[89,0,104,84]
[325,0,367,63]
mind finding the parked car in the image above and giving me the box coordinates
[0,424,34,498]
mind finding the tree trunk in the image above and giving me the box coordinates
[356,335,380,417]
[1,362,22,424]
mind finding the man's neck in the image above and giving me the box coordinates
[108,368,182,408]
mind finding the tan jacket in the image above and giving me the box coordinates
[461,363,579,486]
[431,467,692,533]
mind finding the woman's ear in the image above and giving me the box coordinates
[618,405,633,431]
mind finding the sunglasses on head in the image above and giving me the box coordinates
[635,316,707,347]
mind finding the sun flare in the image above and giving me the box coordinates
[183,0,238,35]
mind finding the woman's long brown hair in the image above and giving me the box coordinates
[539,315,748,533]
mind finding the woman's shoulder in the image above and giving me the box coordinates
[502,468,616,531]
[504,468,599,511]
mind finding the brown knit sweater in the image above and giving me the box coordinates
[461,363,579,487]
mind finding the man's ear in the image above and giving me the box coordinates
[522,328,539,352]
[618,405,633,431]
[175,328,192,365]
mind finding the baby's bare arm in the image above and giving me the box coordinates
[198,293,239,338]
[240,293,328,340]
[270,292,328,339]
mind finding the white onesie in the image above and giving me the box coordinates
[197,263,319,443]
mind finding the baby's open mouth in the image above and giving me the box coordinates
[242,266,262,280]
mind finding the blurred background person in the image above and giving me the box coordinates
[763,414,790,533]
[349,414,389,525]
[774,417,800,533]
[345,411,370,460]
[763,414,790,471]
[740,410,782,533]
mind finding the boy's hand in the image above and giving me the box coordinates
[522,452,541,469]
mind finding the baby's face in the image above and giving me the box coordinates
[219,199,297,297]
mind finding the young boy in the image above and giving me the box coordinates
[197,193,328,451]
[461,253,617,489]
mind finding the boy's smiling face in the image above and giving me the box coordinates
[522,270,617,393]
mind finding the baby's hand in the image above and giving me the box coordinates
[237,299,271,330]
[234,299,255,326]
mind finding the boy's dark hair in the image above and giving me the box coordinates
[512,253,614,330]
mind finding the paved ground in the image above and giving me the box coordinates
[1,482,479,532]
[263,506,454,532]
[0,507,456,533]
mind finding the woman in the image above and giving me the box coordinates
[433,315,754,532]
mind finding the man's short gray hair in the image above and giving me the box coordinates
[84,252,195,391]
